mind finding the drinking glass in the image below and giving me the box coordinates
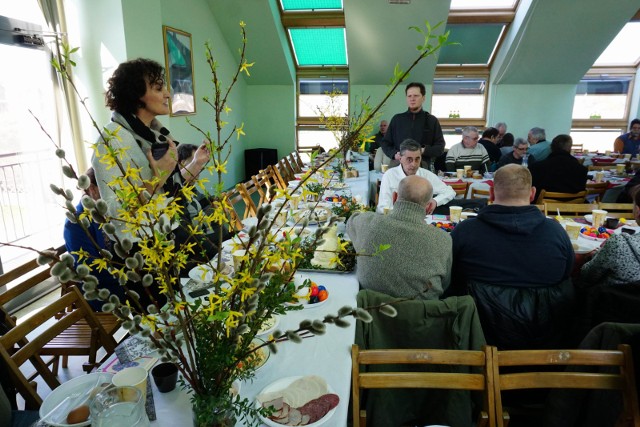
[90,386,149,427]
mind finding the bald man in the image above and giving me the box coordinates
[450,164,574,349]
[347,175,452,299]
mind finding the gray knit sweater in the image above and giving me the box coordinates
[347,200,452,299]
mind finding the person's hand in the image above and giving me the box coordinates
[394,152,401,161]
[147,139,178,175]
[192,142,211,168]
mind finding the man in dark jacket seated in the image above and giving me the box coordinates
[529,134,588,203]
[450,164,575,350]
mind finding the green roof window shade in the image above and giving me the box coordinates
[431,78,487,119]
[281,0,343,11]
[450,0,517,9]
[573,76,633,120]
[289,28,347,66]
[438,24,505,65]
[594,22,640,67]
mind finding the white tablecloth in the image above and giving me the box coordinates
[99,155,370,426]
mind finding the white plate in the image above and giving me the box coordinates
[580,230,611,242]
[257,314,280,336]
[188,263,231,282]
[256,376,338,427]
[40,372,114,427]
[583,214,614,224]
[291,208,330,225]
[286,296,329,309]
[574,245,595,255]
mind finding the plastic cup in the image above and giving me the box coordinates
[591,209,608,227]
[605,150,612,156]
[232,249,247,271]
[449,206,463,223]
[565,222,582,241]
[456,169,464,179]
[463,165,472,172]
[112,367,148,402]
[624,153,632,160]
[383,207,391,215]
[616,164,626,175]
[594,171,604,183]
[151,362,178,393]
[381,164,389,173]
[290,195,300,210]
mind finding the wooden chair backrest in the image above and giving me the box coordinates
[287,152,303,173]
[290,151,305,170]
[544,202,598,216]
[280,156,296,182]
[449,181,470,197]
[492,345,640,427]
[265,164,287,190]
[352,344,495,427]
[235,180,260,218]
[588,165,618,171]
[586,182,608,203]
[536,190,587,204]
[222,188,247,232]
[251,170,275,209]
[599,203,635,219]
[0,286,116,409]
[470,187,491,199]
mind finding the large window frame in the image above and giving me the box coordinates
[432,67,490,130]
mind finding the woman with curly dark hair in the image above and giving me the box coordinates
[92,58,210,240]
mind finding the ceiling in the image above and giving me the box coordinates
[207,0,639,87]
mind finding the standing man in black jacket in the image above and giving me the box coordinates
[381,82,445,172]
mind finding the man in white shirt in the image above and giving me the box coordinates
[377,139,456,213]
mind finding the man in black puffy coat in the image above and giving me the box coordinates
[450,164,575,349]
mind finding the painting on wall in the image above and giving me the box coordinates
[163,26,196,116]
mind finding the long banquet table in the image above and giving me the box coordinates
[97,153,371,427]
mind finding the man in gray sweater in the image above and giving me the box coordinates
[347,175,452,299]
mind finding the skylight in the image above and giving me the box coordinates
[281,0,343,11]
[288,28,347,67]
[450,0,517,9]
[594,22,640,67]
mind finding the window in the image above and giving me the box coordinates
[297,78,348,152]
[431,77,487,120]
[570,128,622,153]
[0,6,72,270]
[594,22,640,67]
[572,75,632,120]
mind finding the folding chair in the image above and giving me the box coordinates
[544,202,598,217]
[0,286,117,409]
[449,181,470,198]
[599,203,635,219]
[536,190,587,204]
[586,182,608,203]
[352,344,495,427]
[492,345,640,427]
[470,187,491,199]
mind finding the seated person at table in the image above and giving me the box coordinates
[526,126,551,161]
[497,137,536,169]
[348,175,451,299]
[445,126,490,173]
[530,134,587,202]
[377,139,455,214]
[373,144,391,172]
[613,118,640,155]
[63,168,124,311]
[478,127,502,166]
[580,187,640,286]
[450,164,575,349]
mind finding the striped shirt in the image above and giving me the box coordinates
[445,142,490,173]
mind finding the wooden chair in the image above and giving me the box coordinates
[599,203,635,219]
[290,151,305,170]
[536,190,587,204]
[352,344,495,427]
[588,164,618,171]
[586,182,608,203]
[265,164,287,190]
[0,250,121,376]
[492,345,640,427]
[470,187,491,199]
[544,202,598,217]
[277,157,294,182]
[0,285,117,409]
[235,179,261,218]
[287,152,303,173]
[449,181,470,198]
[221,189,245,233]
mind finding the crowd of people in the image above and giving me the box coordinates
[360,83,640,350]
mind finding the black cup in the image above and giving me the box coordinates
[151,362,178,393]
[605,217,620,229]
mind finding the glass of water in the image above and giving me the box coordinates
[90,386,149,427]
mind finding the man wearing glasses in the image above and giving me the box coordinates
[445,126,490,172]
[497,138,537,169]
